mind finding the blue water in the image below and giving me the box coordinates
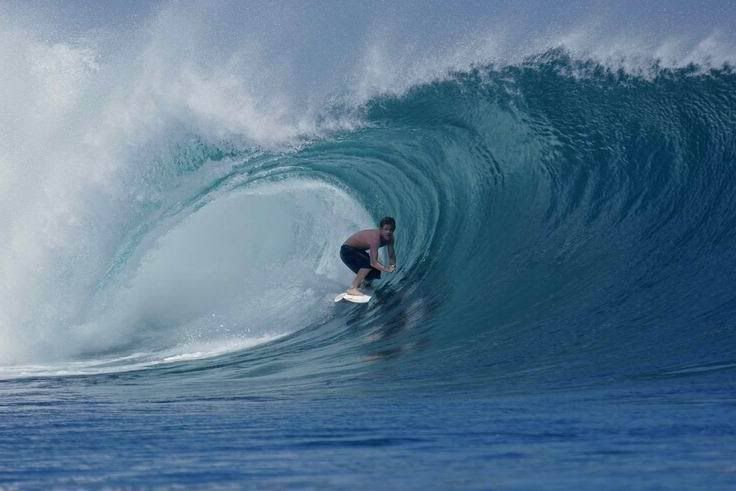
[2,2,736,488]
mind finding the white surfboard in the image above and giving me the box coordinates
[334,292,371,304]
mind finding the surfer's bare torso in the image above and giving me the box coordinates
[343,227,395,271]
[344,229,389,250]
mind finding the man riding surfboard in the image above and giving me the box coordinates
[340,217,396,296]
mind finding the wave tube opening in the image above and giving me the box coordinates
[1,179,374,377]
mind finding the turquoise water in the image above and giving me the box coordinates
[2,2,736,488]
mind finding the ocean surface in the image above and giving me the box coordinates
[2,1,736,488]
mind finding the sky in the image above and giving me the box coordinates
[6,0,735,44]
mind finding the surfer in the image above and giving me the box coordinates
[340,217,396,296]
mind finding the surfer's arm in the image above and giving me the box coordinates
[369,243,391,272]
[387,242,396,267]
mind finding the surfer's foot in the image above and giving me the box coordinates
[347,287,364,296]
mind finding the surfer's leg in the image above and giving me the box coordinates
[348,268,371,295]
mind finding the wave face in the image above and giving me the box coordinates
[290,58,736,392]
[1,4,735,394]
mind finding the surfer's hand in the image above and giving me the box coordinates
[387,264,396,272]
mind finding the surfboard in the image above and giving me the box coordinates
[334,292,371,304]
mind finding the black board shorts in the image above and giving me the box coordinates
[340,244,381,280]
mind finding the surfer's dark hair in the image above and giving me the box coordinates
[379,217,396,229]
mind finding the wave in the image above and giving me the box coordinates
[1,4,735,390]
